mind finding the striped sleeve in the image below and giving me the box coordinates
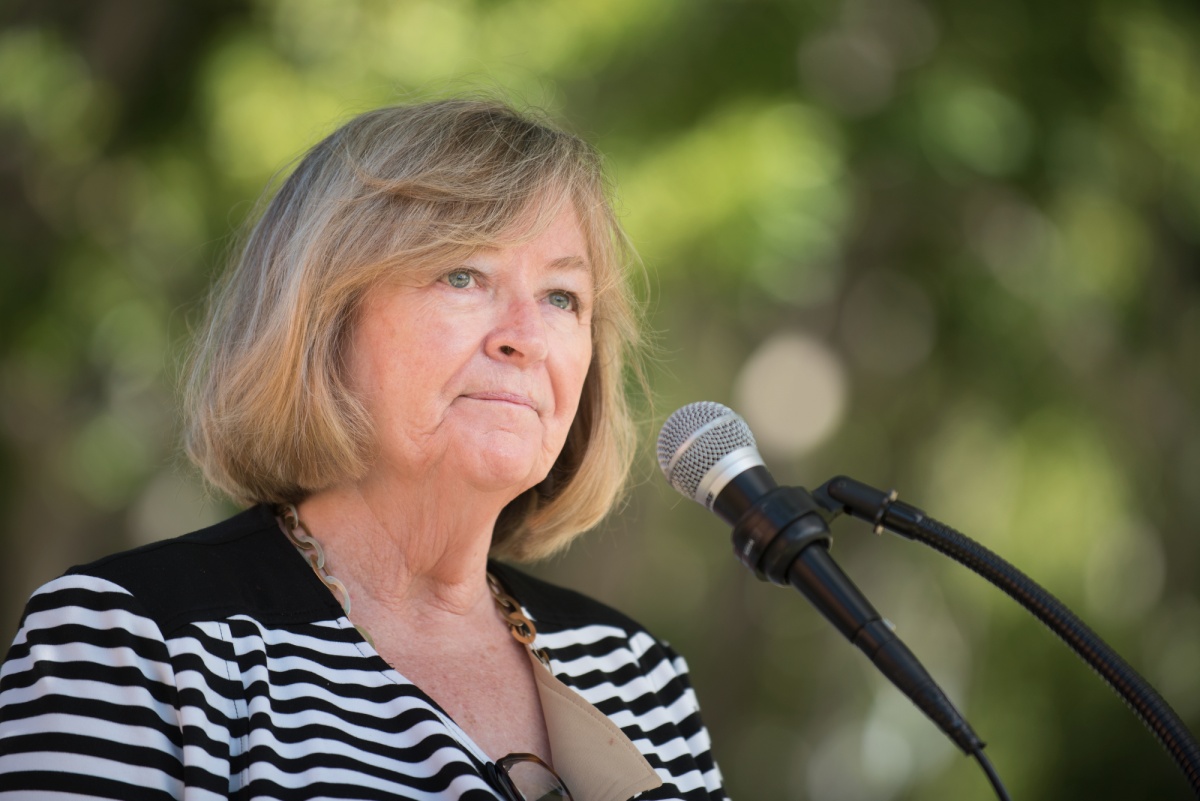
[538,624,728,800]
[0,575,192,800]
[643,640,725,800]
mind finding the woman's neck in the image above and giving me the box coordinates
[291,475,513,620]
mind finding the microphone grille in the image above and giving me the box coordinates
[657,401,758,500]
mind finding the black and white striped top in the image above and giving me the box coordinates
[0,505,727,800]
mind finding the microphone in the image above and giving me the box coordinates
[658,401,984,755]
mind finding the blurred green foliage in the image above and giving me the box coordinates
[2,1,1199,798]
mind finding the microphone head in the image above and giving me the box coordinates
[657,401,764,508]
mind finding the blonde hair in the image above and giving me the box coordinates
[185,99,642,561]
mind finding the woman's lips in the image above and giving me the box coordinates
[463,392,538,411]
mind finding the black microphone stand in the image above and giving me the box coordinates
[717,468,1010,798]
[812,474,1200,797]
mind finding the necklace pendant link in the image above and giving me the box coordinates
[486,572,544,651]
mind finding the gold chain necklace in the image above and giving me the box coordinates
[278,504,549,666]
[279,503,375,647]
[487,571,552,666]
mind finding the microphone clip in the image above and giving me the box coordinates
[731,486,832,584]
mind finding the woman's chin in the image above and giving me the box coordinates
[455,438,547,496]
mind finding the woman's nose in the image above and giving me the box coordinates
[486,297,548,364]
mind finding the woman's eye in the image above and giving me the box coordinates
[548,291,576,311]
[446,270,473,289]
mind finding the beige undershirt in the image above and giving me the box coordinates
[526,649,663,801]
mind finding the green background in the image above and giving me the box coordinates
[2,1,1199,798]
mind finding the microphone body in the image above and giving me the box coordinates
[659,402,983,754]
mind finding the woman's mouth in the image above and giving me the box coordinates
[463,392,538,411]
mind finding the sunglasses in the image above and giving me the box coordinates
[486,753,573,801]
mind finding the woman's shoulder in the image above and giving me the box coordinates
[487,561,647,633]
[52,504,342,637]
[71,504,278,577]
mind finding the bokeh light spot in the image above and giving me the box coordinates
[734,333,847,458]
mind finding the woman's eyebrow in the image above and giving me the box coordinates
[548,255,591,274]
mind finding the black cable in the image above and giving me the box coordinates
[973,747,1013,801]
[817,475,1200,797]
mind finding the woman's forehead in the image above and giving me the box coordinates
[481,203,596,265]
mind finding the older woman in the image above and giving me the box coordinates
[0,100,726,800]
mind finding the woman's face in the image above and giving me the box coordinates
[347,204,595,500]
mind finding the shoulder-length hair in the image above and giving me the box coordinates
[184,99,643,561]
